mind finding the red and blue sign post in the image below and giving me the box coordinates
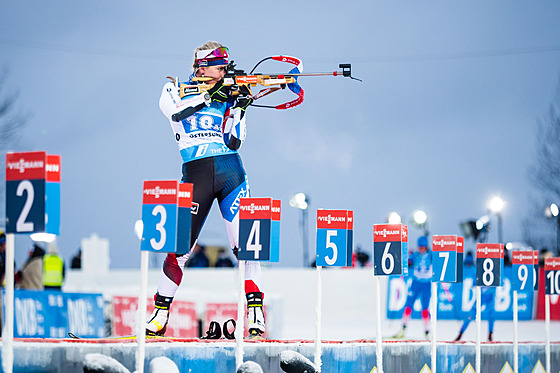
[476,243,504,287]
[141,180,193,254]
[315,209,353,267]
[373,224,407,276]
[6,151,60,235]
[238,197,281,262]
[432,235,458,283]
[512,251,535,292]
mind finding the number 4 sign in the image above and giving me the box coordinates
[476,243,504,287]
[141,180,192,254]
[6,151,61,235]
[238,198,281,262]
[315,209,353,267]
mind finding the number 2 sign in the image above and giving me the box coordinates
[6,151,60,235]
[141,180,192,254]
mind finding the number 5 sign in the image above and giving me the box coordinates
[141,180,192,254]
[373,224,406,276]
[476,243,504,287]
[315,209,353,267]
[238,198,281,261]
[6,151,61,235]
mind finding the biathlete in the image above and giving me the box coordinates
[394,236,432,339]
[146,41,265,339]
[454,286,496,341]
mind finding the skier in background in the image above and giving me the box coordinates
[146,41,265,339]
[454,286,496,341]
[394,235,433,339]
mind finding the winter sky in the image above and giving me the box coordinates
[1,1,560,268]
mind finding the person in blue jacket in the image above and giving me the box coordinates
[454,286,496,341]
[394,235,432,339]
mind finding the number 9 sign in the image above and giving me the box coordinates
[6,151,60,235]
[476,243,504,287]
[141,180,192,254]
[512,250,534,291]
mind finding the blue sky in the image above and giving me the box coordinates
[1,1,560,268]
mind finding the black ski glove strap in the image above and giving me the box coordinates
[207,79,231,103]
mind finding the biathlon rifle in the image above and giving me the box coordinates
[167,55,361,120]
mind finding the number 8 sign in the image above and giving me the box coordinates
[141,180,192,254]
[476,243,504,287]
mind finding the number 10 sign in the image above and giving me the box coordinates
[141,180,193,254]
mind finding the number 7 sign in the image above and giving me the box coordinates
[432,235,458,283]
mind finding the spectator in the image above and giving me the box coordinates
[186,244,209,268]
[43,243,65,290]
[215,248,234,268]
[17,244,45,290]
[71,249,82,269]
[464,251,475,267]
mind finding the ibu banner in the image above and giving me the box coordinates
[112,296,198,338]
[386,266,534,320]
[238,198,281,262]
[5,152,61,235]
[3,290,105,338]
[315,209,353,267]
[141,180,193,254]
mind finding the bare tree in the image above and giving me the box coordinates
[524,77,560,252]
[0,68,28,224]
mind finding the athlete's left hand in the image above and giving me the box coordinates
[234,85,253,111]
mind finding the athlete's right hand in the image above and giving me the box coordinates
[207,79,231,103]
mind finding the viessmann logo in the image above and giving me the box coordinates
[144,186,176,199]
[433,239,455,247]
[7,159,44,174]
[178,190,191,199]
[513,253,533,261]
[318,215,346,224]
[374,229,400,238]
[240,203,270,214]
[479,246,500,255]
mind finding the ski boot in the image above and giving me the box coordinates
[246,292,265,339]
[424,331,430,340]
[454,331,463,342]
[392,326,406,339]
[488,332,493,342]
[146,293,172,336]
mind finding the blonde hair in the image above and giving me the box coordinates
[193,41,224,72]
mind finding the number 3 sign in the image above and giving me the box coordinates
[141,180,192,254]
[6,151,60,235]
[476,243,504,287]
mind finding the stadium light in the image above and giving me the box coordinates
[412,210,429,236]
[544,203,560,255]
[387,212,402,224]
[290,193,310,267]
[487,196,505,243]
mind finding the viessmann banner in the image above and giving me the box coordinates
[387,266,534,320]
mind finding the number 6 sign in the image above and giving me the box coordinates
[6,151,60,235]
[141,180,192,254]
[373,224,406,276]
[315,209,353,267]
[476,243,504,287]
